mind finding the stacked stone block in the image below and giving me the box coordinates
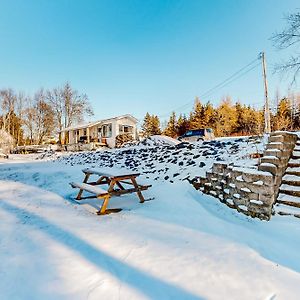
[259,131,297,198]
[193,131,298,220]
[194,163,274,220]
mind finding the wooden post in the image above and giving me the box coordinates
[98,195,111,214]
[261,52,271,134]
[87,127,90,143]
[131,177,145,203]
[76,173,90,200]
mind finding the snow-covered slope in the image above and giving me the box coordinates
[56,136,264,182]
[1,136,300,299]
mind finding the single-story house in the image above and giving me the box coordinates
[60,114,138,150]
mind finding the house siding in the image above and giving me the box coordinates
[61,115,138,149]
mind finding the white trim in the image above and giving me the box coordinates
[60,114,138,132]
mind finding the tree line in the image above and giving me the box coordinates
[0,83,93,145]
[141,95,300,138]
[2,83,300,146]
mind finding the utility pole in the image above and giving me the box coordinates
[260,51,271,134]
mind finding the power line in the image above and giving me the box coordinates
[158,56,261,118]
[197,62,261,102]
[199,58,260,99]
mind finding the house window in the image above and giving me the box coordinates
[83,129,87,136]
[119,125,133,134]
[102,124,112,138]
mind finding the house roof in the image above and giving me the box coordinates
[60,114,138,132]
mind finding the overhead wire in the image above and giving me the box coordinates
[157,56,262,118]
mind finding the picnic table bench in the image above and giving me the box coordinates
[70,168,151,215]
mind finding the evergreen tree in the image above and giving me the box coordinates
[234,102,244,133]
[189,97,205,129]
[246,107,262,135]
[176,114,189,136]
[141,112,152,137]
[203,102,215,128]
[273,98,292,131]
[150,115,161,135]
[214,97,237,136]
[163,112,177,137]
[141,113,161,137]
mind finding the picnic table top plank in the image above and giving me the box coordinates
[70,182,109,196]
[82,168,140,178]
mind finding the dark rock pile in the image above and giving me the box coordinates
[56,137,263,183]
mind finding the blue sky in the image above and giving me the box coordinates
[0,0,299,123]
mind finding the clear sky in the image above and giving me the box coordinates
[0,0,299,123]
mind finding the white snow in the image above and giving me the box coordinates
[253,180,264,185]
[226,198,234,205]
[288,159,300,164]
[236,175,243,182]
[282,174,300,182]
[238,205,248,211]
[250,199,264,205]
[262,155,280,160]
[241,187,251,193]
[149,135,181,146]
[265,149,281,153]
[1,136,300,299]
[274,203,300,216]
[277,193,300,204]
[280,184,300,192]
[232,167,273,177]
[286,167,300,172]
[260,162,276,168]
[224,188,230,194]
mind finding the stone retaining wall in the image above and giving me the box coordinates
[193,132,298,220]
[259,131,297,198]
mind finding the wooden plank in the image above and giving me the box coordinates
[131,177,145,203]
[118,180,134,185]
[112,175,140,180]
[116,181,126,190]
[70,182,108,196]
[77,185,151,199]
[82,168,140,178]
[109,185,150,196]
[76,173,90,200]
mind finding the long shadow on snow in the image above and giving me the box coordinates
[137,186,300,274]
[0,200,203,300]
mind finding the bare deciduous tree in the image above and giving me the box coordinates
[47,82,94,143]
[22,96,36,144]
[272,12,300,83]
[34,89,54,144]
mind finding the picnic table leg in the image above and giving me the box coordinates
[76,173,90,200]
[131,177,145,203]
[108,179,116,193]
[116,181,125,190]
[97,195,111,215]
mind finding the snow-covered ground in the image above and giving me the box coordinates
[1,137,300,299]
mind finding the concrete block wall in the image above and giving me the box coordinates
[193,131,298,220]
[194,163,274,220]
[259,131,298,198]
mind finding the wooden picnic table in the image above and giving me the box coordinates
[70,168,151,215]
